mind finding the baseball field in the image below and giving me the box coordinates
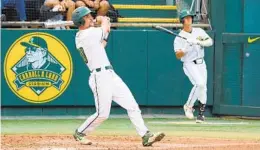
[2,116,260,150]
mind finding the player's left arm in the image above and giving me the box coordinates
[91,21,110,47]
[102,41,107,47]
[196,28,213,47]
[101,31,110,47]
[97,16,111,47]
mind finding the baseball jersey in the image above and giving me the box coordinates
[75,27,111,71]
[174,28,211,62]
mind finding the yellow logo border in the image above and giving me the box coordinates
[4,32,73,104]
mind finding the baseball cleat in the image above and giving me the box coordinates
[196,115,205,123]
[142,131,165,146]
[73,129,92,145]
[183,104,194,119]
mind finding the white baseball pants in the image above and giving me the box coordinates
[183,60,207,107]
[77,69,149,137]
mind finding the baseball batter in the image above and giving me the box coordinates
[174,10,213,123]
[71,7,165,146]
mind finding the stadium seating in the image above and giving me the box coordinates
[2,0,44,21]
[1,0,179,24]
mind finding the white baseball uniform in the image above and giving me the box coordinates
[174,27,213,107]
[75,27,149,137]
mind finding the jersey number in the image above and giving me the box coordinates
[78,47,88,64]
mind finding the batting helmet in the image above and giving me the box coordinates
[179,10,195,24]
[72,7,92,27]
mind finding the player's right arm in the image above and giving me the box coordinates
[175,50,185,59]
[174,37,186,59]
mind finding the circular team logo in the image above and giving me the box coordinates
[4,32,73,103]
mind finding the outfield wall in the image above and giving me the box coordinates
[2,0,260,117]
[1,30,214,108]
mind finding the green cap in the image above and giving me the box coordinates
[72,7,92,27]
[21,36,48,49]
[179,10,195,22]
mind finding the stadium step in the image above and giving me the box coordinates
[118,17,179,23]
[113,5,177,10]
[110,0,168,5]
[112,4,178,22]
[117,10,177,18]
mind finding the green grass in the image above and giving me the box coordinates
[2,117,260,140]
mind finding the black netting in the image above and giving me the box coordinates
[1,0,120,22]
[1,0,44,21]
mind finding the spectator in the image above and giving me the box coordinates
[1,14,6,21]
[1,0,27,21]
[75,0,109,16]
[44,0,75,29]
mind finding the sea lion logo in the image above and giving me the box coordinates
[4,32,73,103]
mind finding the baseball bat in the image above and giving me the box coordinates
[152,25,187,40]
